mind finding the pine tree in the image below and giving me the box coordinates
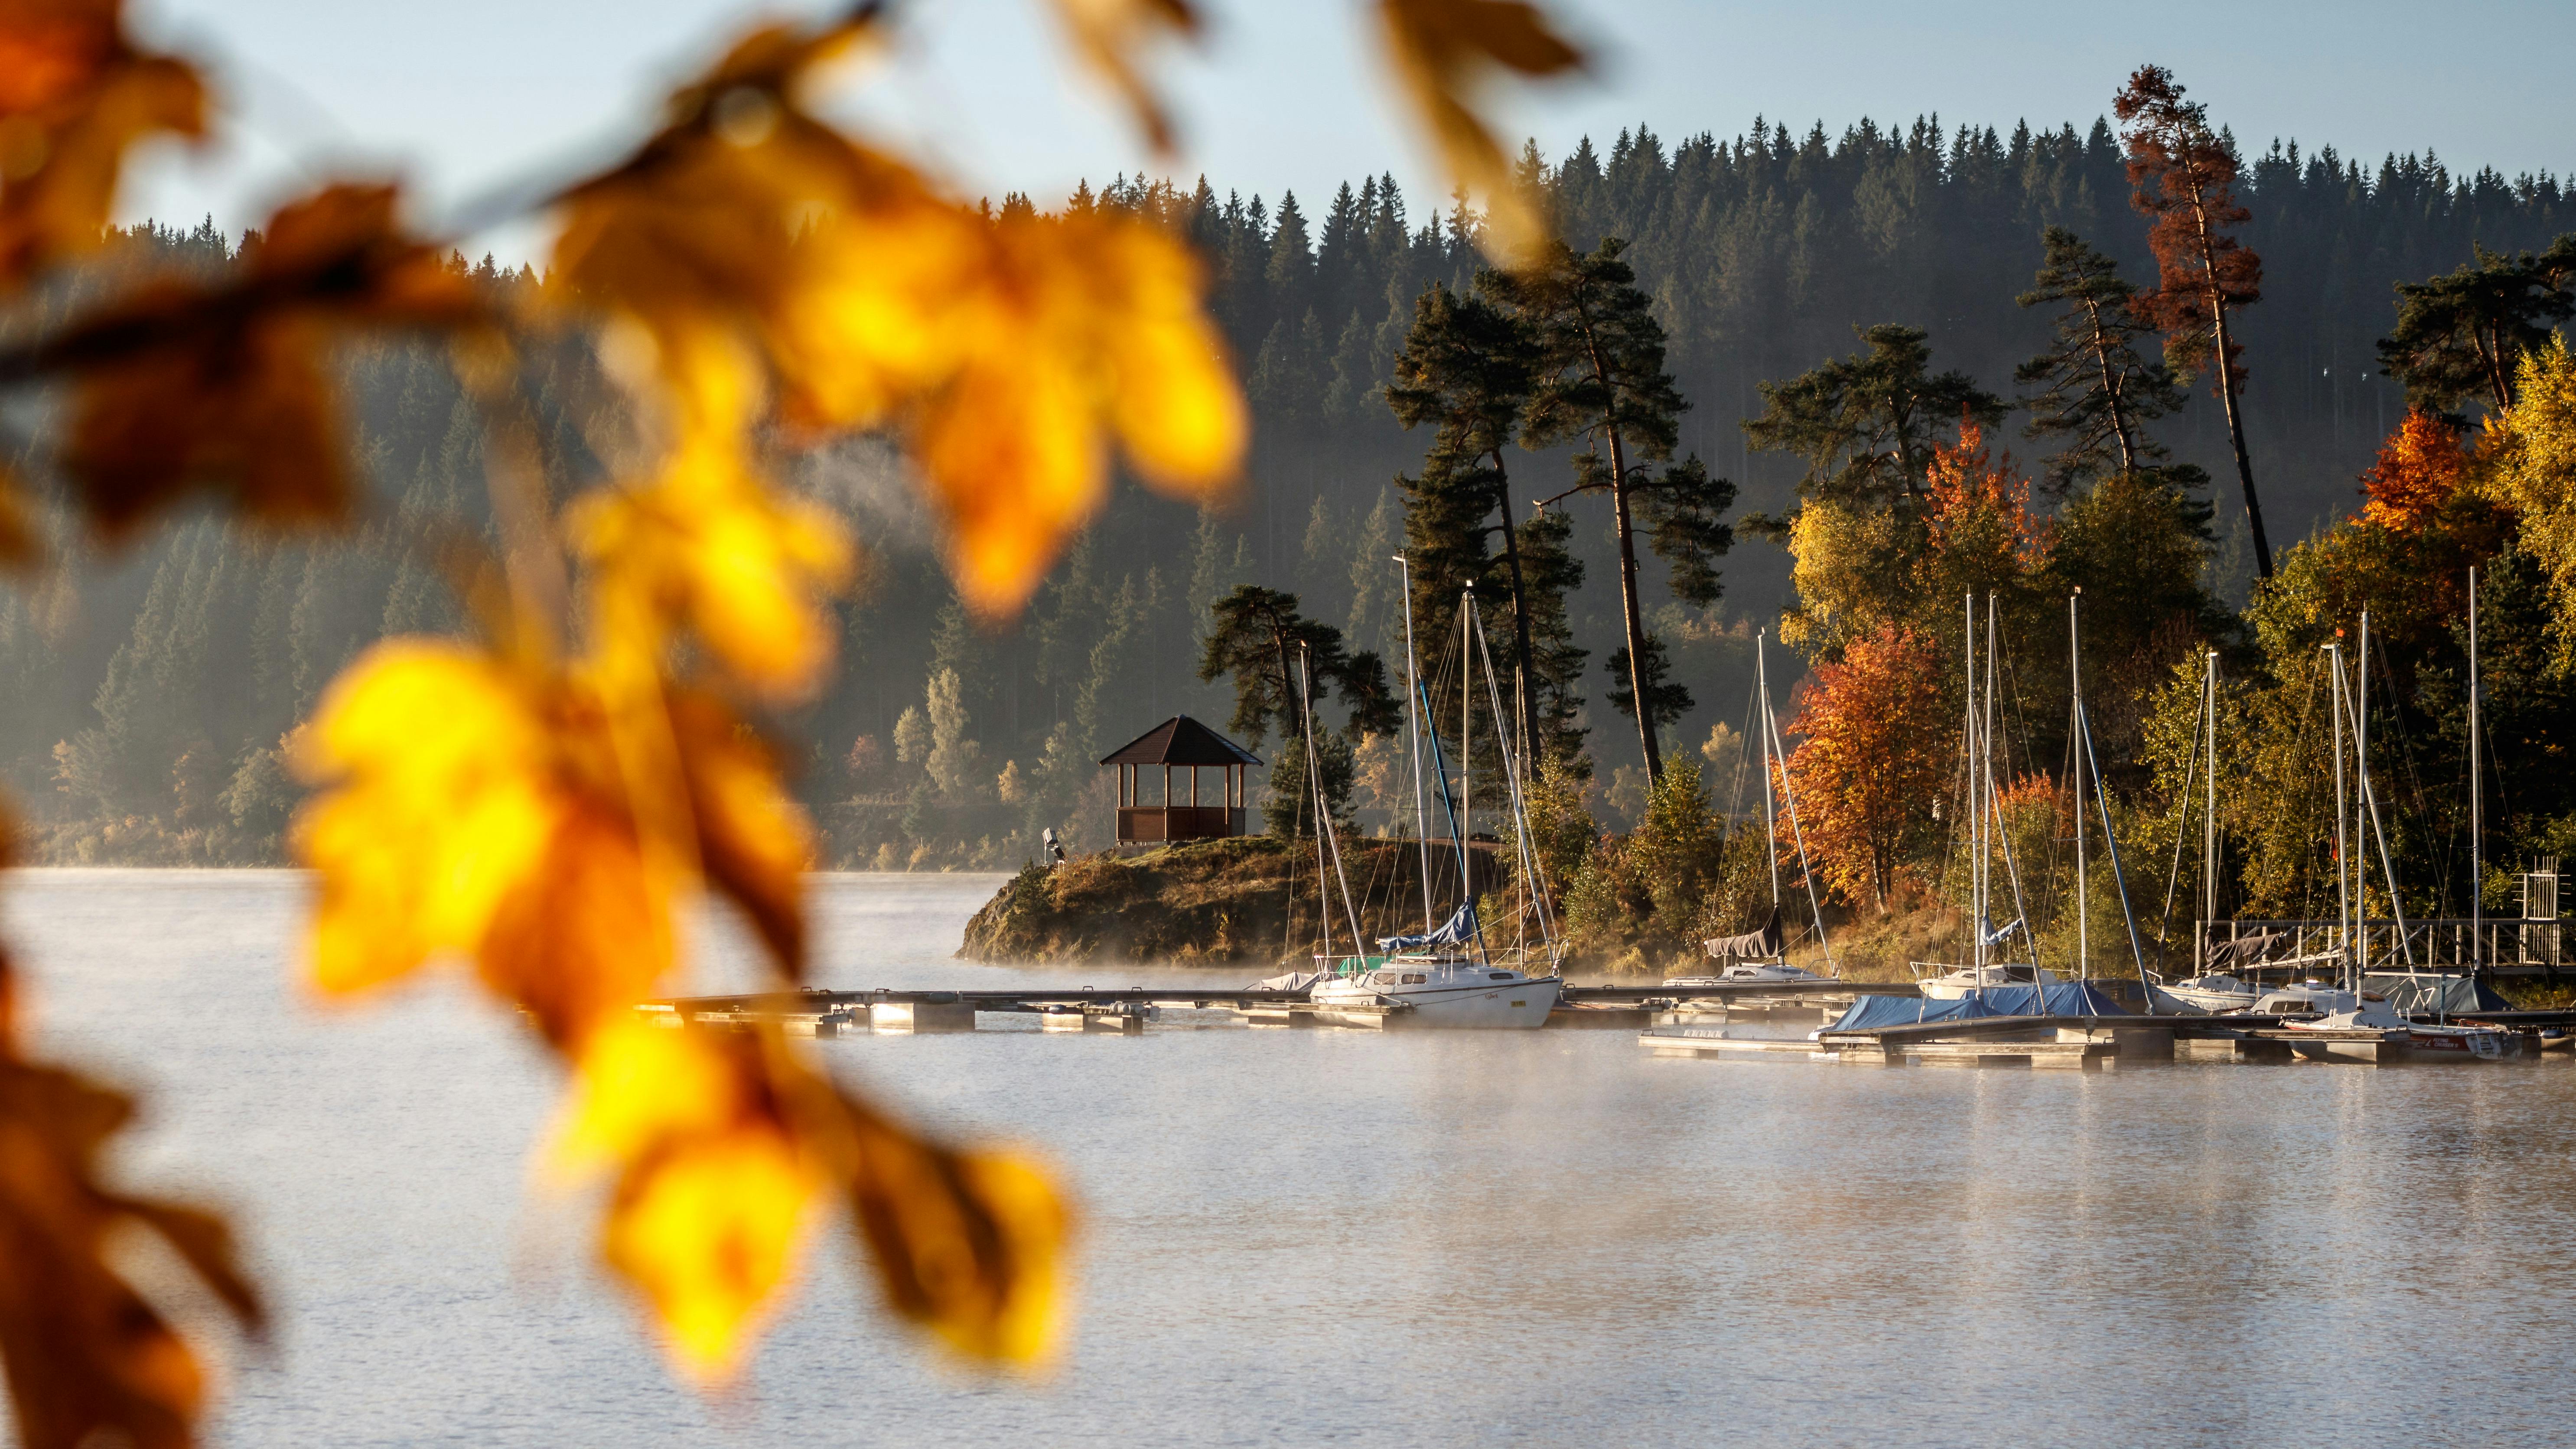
[1496,237,1734,781]
[1743,324,2005,517]
[1385,281,1544,750]
[1196,586,1398,751]
[2378,235,2576,418]
[2115,65,2273,576]
[2014,226,2195,497]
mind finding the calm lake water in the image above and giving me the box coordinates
[13,869,2576,1446]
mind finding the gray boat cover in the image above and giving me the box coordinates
[2362,972,2511,1014]
[2204,931,2289,969]
[1704,905,1785,960]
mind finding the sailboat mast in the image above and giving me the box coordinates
[1297,649,1333,962]
[2357,612,2372,978]
[1757,631,1781,907]
[2328,643,2351,990]
[1461,592,1472,894]
[2203,649,2218,970]
[2470,567,2482,983]
[1966,593,1982,972]
[1394,554,1433,933]
[2071,593,2088,983]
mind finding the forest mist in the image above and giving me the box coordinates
[8,114,2570,868]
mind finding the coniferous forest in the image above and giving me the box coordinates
[13,111,2576,959]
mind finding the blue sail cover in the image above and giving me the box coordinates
[1824,980,2136,1033]
[1378,902,1477,952]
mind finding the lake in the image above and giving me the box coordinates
[13,869,2576,1446]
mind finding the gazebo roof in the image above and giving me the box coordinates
[1098,715,1263,767]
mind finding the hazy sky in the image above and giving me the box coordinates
[127,0,2576,257]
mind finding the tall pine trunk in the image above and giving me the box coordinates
[2195,206,2273,578]
[1606,434,1661,781]
[1488,449,1544,765]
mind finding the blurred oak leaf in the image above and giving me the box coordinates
[554,16,1242,622]
[1045,0,1199,154]
[563,1022,823,1380]
[558,1019,1071,1379]
[0,959,262,1449]
[568,326,853,702]
[914,208,1244,616]
[0,0,205,284]
[55,183,483,541]
[1373,0,1583,266]
[817,1079,1070,1364]
[292,638,815,1020]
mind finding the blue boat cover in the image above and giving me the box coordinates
[1824,980,2136,1032]
[1378,901,1477,952]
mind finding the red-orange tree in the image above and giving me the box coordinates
[2360,406,2471,532]
[1779,624,1949,912]
[2115,64,2270,577]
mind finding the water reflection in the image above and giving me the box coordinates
[7,869,2574,1446]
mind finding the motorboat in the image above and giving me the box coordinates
[1308,953,1562,1029]
[1918,961,2061,1001]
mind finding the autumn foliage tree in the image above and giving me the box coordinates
[0,0,1593,1442]
[1779,625,1949,912]
[2114,64,2271,577]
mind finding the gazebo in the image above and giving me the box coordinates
[1098,716,1262,844]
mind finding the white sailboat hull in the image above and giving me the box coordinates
[1308,974,1562,1029]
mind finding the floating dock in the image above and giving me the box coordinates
[638,978,1919,1035]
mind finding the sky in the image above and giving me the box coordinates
[124,0,2576,260]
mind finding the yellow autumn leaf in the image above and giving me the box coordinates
[913,208,1244,616]
[609,1123,821,1380]
[558,1022,824,1381]
[1044,0,1200,154]
[1373,0,1585,267]
[569,327,853,702]
[292,640,558,995]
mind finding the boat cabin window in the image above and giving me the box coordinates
[1401,973,1428,985]
[1370,972,1394,986]
[2002,966,2035,982]
[1489,972,1514,981]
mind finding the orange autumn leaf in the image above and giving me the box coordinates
[1044,0,1200,154]
[56,183,484,541]
[563,1022,823,1379]
[0,957,262,1449]
[0,0,205,285]
[1373,0,1584,267]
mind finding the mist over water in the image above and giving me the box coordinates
[12,870,2576,1446]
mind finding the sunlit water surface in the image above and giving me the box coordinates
[13,869,2576,1446]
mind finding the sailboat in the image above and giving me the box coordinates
[1306,570,1562,1029]
[1918,594,2061,1000]
[2270,616,2511,1060]
[1667,629,1834,988]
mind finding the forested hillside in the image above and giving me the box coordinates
[10,114,2571,867]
